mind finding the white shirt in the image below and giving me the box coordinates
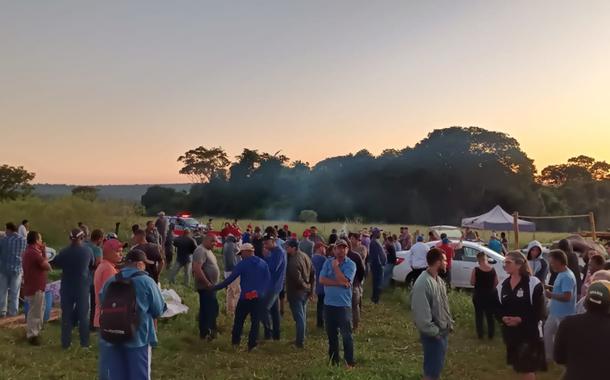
[410,242,429,269]
[17,224,28,238]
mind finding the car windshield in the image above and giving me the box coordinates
[177,217,199,228]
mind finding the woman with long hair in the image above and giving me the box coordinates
[497,251,547,380]
[470,251,498,339]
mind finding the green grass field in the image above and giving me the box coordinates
[0,269,564,380]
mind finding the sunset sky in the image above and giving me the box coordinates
[1,1,610,185]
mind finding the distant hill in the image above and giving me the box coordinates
[34,183,191,202]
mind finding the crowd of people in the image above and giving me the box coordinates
[1,216,610,380]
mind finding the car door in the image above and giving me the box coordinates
[452,246,479,288]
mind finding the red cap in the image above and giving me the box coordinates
[303,230,311,238]
[103,239,123,253]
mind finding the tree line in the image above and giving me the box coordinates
[140,127,610,231]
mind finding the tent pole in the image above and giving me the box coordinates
[513,212,520,250]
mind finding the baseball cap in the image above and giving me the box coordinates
[302,230,311,238]
[335,239,349,247]
[587,280,610,307]
[283,224,289,229]
[286,239,299,249]
[371,227,383,234]
[262,233,276,241]
[157,211,165,216]
[238,243,255,255]
[416,235,424,242]
[69,228,85,240]
[103,239,124,253]
[125,249,154,265]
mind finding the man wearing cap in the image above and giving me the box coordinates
[320,238,357,367]
[213,243,271,351]
[285,239,315,348]
[368,227,387,304]
[98,249,166,380]
[298,230,314,258]
[437,234,454,286]
[222,233,241,314]
[261,232,287,341]
[192,235,220,340]
[554,280,610,380]
[53,228,95,348]
[93,238,123,330]
[278,224,290,241]
[132,229,165,283]
[407,235,429,287]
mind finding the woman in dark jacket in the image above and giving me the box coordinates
[497,251,547,379]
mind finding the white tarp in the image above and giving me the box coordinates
[461,205,536,232]
[160,289,189,319]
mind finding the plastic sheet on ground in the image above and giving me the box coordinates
[161,289,189,318]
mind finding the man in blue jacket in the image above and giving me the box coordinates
[368,227,387,304]
[214,243,271,351]
[261,233,286,341]
[98,249,166,380]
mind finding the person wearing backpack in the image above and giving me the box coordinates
[98,249,166,380]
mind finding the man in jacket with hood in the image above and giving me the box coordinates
[527,240,548,284]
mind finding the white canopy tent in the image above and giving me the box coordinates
[461,205,536,232]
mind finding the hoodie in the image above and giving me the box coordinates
[527,240,548,283]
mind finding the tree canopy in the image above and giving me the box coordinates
[0,165,35,201]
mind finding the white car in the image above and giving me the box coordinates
[392,240,508,288]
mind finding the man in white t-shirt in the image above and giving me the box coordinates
[406,236,429,286]
[18,220,29,238]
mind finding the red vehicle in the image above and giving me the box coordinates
[168,213,223,247]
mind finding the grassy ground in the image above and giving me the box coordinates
[0,267,563,380]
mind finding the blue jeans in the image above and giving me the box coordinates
[370,265,383,303]
[198,289,218,338]
[420,333,448,380]
[99,343,151,380]
[0,271,22,317]
[60,285,90,348]
[262,292,281,340]
[324,305,354,365]
[288,294,308,347]
[382,263,394,289]
[232,298,262,350]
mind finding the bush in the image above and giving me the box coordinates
[298,210,318,223]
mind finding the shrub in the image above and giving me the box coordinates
[298,210,318,223]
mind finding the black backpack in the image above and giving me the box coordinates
[100,271,145,344]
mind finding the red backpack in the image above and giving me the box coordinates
[100,271,145,344]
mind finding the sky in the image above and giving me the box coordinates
[1,1,610,185]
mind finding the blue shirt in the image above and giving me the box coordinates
[53,244,95,288]
[242,232,251,244]
[214,255,271,300]
[264,246,286,295]
[100,267,166,348]
[488,239,503,254]
[311,254,327,296]
[85,241,103,261]
[550,270,577,318]
[0,233,27,274]
[320,257,356,307]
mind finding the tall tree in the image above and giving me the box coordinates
[177,146,230,183]
[72,186,99,201]
[0,165,35,201]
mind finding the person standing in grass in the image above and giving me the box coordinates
[85,229,104,331]
[346,241,365,332]
[349,232,368,265]
[285,239,315,348]
[99,249,166,380]
[497,251,547,380]
[312,242,328,328]
[53,229,95,349]
[526,241,548,284]
[93,239,123,330]
[222,234,241,314]
[170,228,197,286]
[320,239,356,367]
[22,231,51,345]
[261,232,286,341]
[554,280,610,380]
[0,222,27,318]
[470,251,498,340]
[132,229,165,284]
[213,243,270,351]
[298,229,314,258]
[192,234,220,340]
[543,250,576,362]
[368,227,386,304]
[411,248,453,380]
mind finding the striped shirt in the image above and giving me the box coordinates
[0,232,27,274]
